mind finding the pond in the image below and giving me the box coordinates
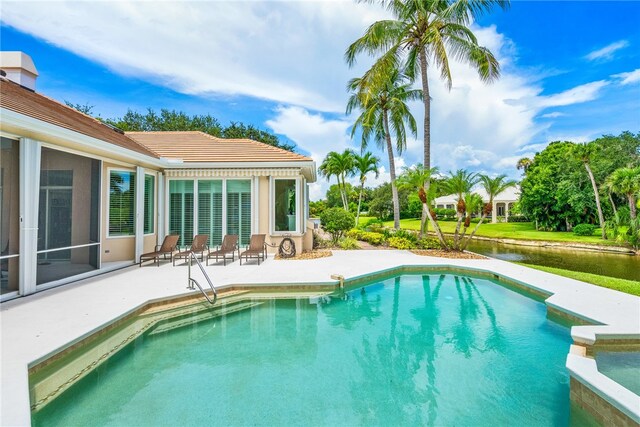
[466,239,640,282]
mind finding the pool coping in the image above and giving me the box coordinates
[2,250,639,425]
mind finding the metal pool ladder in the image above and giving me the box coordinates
[187,252,218,305]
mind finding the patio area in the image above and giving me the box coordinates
[2,250,639,425]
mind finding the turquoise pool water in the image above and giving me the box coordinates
[32,273,595,426]
[596,351,640,395]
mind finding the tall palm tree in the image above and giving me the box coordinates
[398,164,443,240]
[353,152,381,225]
[347,69,421,229]
[346,0,507,170]
[573,143,607,239]
[319,150,356,211]
[462,174,516,250]
[606,166,640,221]
[516,157,533,172]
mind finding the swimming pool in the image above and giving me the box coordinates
[31,272,597,426]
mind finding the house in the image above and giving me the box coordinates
[433,186,520,223]
[0,52,316,301]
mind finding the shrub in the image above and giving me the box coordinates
[415,237,442,250]
[388,236,415,249]
[320,208,355,244]
[507,214,529,223]
[435,208,456,220]
[346,228,363,240]
[390,228,418,243]
[339,237,360,250]
[312,232,332,249]
[361,232,385,246]
[573,223,596,236]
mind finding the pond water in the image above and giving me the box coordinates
[466,239,640,282]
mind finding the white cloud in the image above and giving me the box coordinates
[585,40,629,61]
[612,68,640,85]
[534,80,608,108]
[539,112,565,119]
[0,0,388,113]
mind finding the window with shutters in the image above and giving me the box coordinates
[108,170,135,236]
[226,180,251,246]
[169,180,194,246]
[144,175,155,234]
[198,180,223,246]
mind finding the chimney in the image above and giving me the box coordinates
[0,51,39,91]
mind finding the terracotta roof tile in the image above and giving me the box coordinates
[126,131,312,163]
[0,78,158,158]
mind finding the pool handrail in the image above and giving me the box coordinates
[187,251,217,305]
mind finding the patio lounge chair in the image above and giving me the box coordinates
[239,234,267,265]
[139,234,180,267]
[206,234,239,266]
[173,234,209,265]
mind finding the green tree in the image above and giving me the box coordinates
[319,150,356,211]
[320,207,356,244]
[444,169,480,249]
[64,101,97,116]
[573,142,607,239]
[353,152,381,225]
[347,69,420,230]
[606,167,640,221]
[462,174,517,250]
[106,108,295,151]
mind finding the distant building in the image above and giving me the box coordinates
[433,186,520,223]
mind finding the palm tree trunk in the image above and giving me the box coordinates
[356,180,365,226]
[382,110,400,229]
[608,192,617,216]
[425,207,449,250]
[340,174,348,211]
[453,214,464,249]
[420,204,427,238]
[629,194,637,221]
[584,163,607,239]
[419,48,431,169]
[462,214,487,251]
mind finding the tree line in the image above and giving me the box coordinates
[64,102,296,152]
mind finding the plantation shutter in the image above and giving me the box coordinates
[227,180,251,246]
[169,180,194,246]
[143,175,155,234]
[198,180,223,246]
[109,171,135,236]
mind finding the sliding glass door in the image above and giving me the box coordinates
[0,137,19,295]
[169,180,194,247]
[198,180,223,247]
[227,180,251,246]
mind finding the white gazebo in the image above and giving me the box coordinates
[434,186,520,223]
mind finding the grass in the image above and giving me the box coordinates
[377,219,624,246]
[515,263,640,296]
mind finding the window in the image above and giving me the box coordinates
[144,175,155,234]
[227,180,251,246]
[198,180,223,246]
[169,180,194,246]
[109,170,135,236]
[274,179,297,232]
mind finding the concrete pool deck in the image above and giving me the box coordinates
[1,250,639,425]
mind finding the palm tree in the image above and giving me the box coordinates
[606,166,640,221]
[346,0,506,244]
[461,174,516,250]
[353,152,380,225]
[444,169,479,248]
[346,0,506,170]
[573,143,607,239]
[319,150,356,211]
[347,69,421,229]
[516,157,532,172]
[398,164,443,241]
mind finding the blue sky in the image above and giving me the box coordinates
[1,1,639,199]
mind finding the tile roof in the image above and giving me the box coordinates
[0,78,158,158]
[126,131,312,163]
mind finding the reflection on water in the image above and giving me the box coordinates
[467,239,640,281]
[34,273,595,427]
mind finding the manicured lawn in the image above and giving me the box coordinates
[515,263,640,296]
[380,219,623,246]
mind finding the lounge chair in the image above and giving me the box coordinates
[239,234,267,265]
[139,235,180,267]
[206,234,239,266]
[173,234,209,265]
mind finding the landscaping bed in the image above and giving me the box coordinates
[274,250,333,260]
